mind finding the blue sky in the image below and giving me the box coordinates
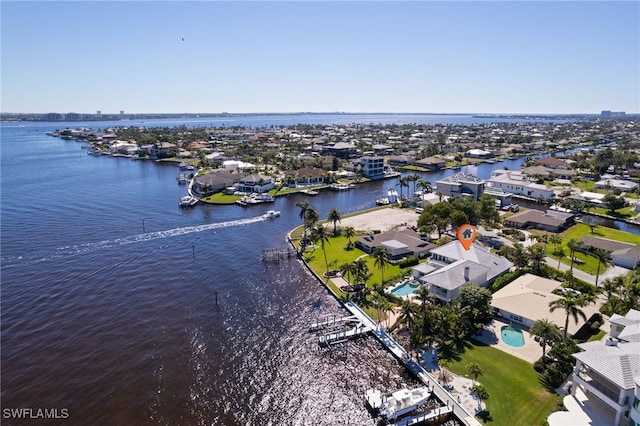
[2,1,639,114]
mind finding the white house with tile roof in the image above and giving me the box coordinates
[411,240,512,303]
[568,309,640,426]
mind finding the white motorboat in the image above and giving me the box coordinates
[179,195,198,208]
[365,386,431,420]
[264,210,280,219]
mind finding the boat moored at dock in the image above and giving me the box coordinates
[179,195,198,208]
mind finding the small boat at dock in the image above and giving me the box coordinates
[365,386,432,421]
[179,195,198,208]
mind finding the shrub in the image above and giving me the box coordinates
[398,257,419,268]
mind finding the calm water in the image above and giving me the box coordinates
[0,114,545,425]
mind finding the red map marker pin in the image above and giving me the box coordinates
[457,224,477,251]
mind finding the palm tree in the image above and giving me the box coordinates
[414,285,433,314]
[396,176,409,202]
[593,248,612,287]
[530,318,562,364]
[549,294,589,339]
[311,224,331,276]
[549,234,562,247]
[327,207,342,236]
[567,239,580,273]
[601,276,624,300]
[465,362,484,385]
[528,244,546,274]
[553,245,566,269]
[397,300,418,332]
[352,258,371,285]
[472,384,489,411]
[511,243,530,269]
[371,246,390,291]
[339,262,357,284]
[343,226,356,244]
[416,179,432,195]
[408,172,419,197]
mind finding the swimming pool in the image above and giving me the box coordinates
[390,280,420,297]
[501,325,525,347]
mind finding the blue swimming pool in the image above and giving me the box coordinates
[390,280,420,297]
[501,325,525,347]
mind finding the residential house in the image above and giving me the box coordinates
[323,141,356,159]
[355,228,434,260]
[580,236,640,269]
[568,309,640,426]
[151,142,178,159]
[595,178,639,193]
[504,209,575,233]
[435,173,485,201]
[193,171,243,195]
[388,154,415,167]
[488,169,556,200]
[414,157,446,171]
[491,274,599,332]
[412,241,512,303]
[233,174,275,194]
[535,157,572,170]
[283,167,325,186]
[465,148,495,159]
[359,156,386,180]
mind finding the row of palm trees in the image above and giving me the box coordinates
[395,174,433,202]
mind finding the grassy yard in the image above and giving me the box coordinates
[302,234,411,289]
[445,341,558,426]
[539,223,640,275]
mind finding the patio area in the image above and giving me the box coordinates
[471,319,541,364]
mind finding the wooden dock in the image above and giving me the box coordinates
[261,247,298,262]
[341,302,482,426]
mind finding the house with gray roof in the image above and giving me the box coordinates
[356,228,435,260]
[411,240,512,303]
[580,236,640,269]
[436,172,485,201]
[503,209,574,233]
[567,309,640,426]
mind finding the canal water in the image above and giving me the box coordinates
[1,114,631,425]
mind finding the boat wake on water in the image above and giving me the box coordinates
[2,215,270,267]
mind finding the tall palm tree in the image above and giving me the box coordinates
[343,226,356,244]
[528,244,546,274]
[549,234,562,247]
[465,362,484,385]
[553,245,566,269]
[593,248,612,287]
[414,285,433,314]
[352,258,371,285]
[311,224,331,276]
[549,294,590,339]
[327,207,342,236]
[397,300,418,332]
[371,246,390,291]
[530,318,562,364]
[511,243,530,269]
[339,261,357,284]
[416,179,432,195]
[602,276,624,300]
[396,176,409,202]
[567,239,580,273]
[408,172,419,197]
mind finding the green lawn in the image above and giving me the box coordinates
[541,223,640,275]
[302,234,410,289]
[446,341,558,426]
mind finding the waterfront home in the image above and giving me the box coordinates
[233,174,275,194]
[435,173,485,201]
[413,156,446,171]
[151,142,178,159]
[521,165,577,181]
[535,157,573,170]
[503,209,575,233]
[323,141,356,159]
[282,167,325,187]
[355,228,434,261]
[192,171,243,195]
[491,274,599,334]
[562,309,640,426]
[465,148,495,159]
[358,156,385,180]
[222,160,256,172]
[580,236,640,269]
[412,241,512,303]
[387,154,414,167]
[488,169,556,200]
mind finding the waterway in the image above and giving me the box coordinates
[0,114,633,425]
